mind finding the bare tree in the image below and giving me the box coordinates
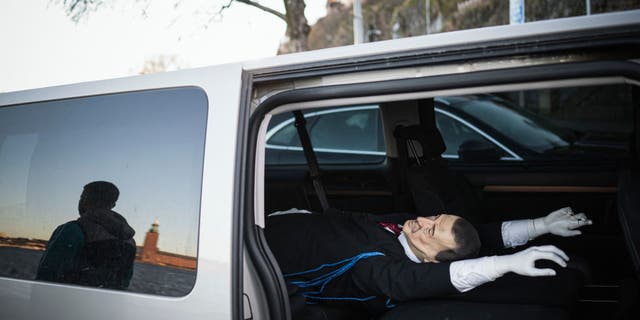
[138,55,183,75]
[54,0,311,53]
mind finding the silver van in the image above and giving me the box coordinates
[1,10,640,320]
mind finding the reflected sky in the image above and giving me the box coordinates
[0,87,207,257]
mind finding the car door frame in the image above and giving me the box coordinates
[245,58,640,320]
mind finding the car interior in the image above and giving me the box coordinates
[255,77,639,320]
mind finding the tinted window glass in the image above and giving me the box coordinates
[310,109,382,151]
[0,87,206,296]
[450,98,569,153]
[269,123,300,147]
[440,85,634,161]
[435,111,508,159]
[266,106,385,165]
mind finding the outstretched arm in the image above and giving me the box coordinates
[450,245,569,292]
[352,245,569,301]
[501,207,592,248]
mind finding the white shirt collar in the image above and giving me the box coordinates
[398,232,423,263]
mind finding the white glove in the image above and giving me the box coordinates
[449,245,569,292]
[494,245,569,277]
[529,207,593,239]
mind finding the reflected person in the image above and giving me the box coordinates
[36,181,136,289]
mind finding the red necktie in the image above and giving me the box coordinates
[378,222,403,237]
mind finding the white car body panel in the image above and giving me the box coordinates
[0,63,244,320]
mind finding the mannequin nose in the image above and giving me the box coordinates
[417,217,434,228]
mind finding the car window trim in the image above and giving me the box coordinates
[265,144,386,156]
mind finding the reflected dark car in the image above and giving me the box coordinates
[265,95,628,165]
[435,94,629,162]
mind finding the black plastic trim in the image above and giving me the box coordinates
[249,25,640,83]
[232,71,251,320]
[243,82,291,319]
[256,61,640,114]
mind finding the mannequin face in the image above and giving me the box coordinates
[403,214,459,262]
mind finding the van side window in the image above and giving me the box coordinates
[0,87,206,297]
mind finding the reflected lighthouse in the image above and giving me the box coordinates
[141,218,160,262]
[138,219,196,270]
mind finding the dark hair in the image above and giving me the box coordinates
[434,217,480,262]
[82,181,120,209]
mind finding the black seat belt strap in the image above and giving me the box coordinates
[394,127,409,195]
[293,111,330,211]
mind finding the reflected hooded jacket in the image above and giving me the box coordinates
[36,209,136,289]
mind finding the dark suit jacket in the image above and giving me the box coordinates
[265,209,503,313]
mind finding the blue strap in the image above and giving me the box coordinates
[385,298,397,308]
[284,251,386,304]
[284,254,365,278]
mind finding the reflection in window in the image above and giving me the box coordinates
[309,109,382,152]
[451,98,569,154]
[266,106,386,165]
[438,88,634,161]
[435,111,504,159]
[0,87,206,296]
[268,122,301,147]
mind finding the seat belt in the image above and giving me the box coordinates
[293,111,330,211]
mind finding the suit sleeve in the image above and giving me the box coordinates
[475,222,505,255]
[350,256,458,302]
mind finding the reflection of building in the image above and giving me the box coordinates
[140,219,160,262]
[0,236,47,251]
[137,219,196,270]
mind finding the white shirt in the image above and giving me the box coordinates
[397,232,422,263]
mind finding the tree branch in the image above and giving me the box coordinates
[235,0,287,22]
